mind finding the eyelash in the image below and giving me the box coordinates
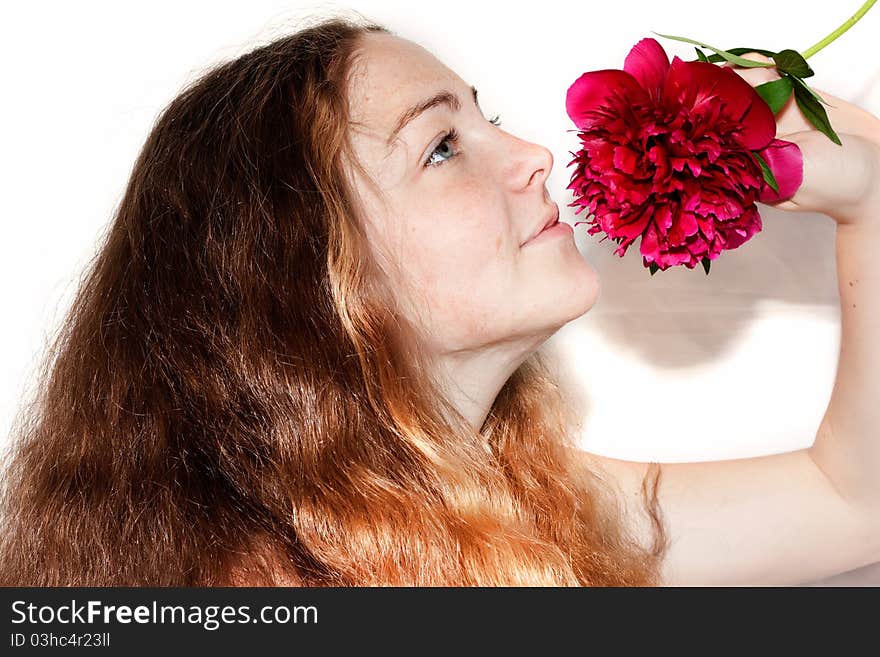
[423,114,503,169]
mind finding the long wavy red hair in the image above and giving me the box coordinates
[0,12,667,586]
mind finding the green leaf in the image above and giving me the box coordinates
[694,47,710,63]
[706,47,778,63]
[701,257,711,275]
[789,74,833,108]
[754,76,794,114]
[649,262,660,276]
[652,32,775,68]
[772,49,814,78]
[750,151,779,193]
[792,82,842,145]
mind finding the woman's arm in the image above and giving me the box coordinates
[588,150,880,586]
[811,219,880,509]
[733,57,880,512]
[583,209,880,585]
[580,61,880,586]
[583,447,880,586]
[586,214,880,586]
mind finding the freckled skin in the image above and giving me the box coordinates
[343,33,600,361]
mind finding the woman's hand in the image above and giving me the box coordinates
[772,131,880,227]
[725,53,880,227]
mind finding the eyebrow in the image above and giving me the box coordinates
[385,85,480,150]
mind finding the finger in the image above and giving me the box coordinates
[769,198,799,212]
[723,52,780,87]
[721,51,773,67]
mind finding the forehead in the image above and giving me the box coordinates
[347,34,464,151]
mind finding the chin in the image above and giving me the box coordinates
[572,280,601,321]
[534,268,601,335]
[564,255,601,319]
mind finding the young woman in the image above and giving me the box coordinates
[1,14,878,586]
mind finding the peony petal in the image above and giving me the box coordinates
[612,144,639,173]
[721,205,762,249]
[616,203,653,241]
[639,222,661,262]
[566,69,649,129]
[662,57,776,149]
[623,38,670,99]
[756,138,803,203]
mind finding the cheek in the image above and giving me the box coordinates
[407,188,508,270]
[400,227,515,348]
[403,201,507,297]
[392,185,514,343]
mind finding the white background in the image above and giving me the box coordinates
[2,1,879,583]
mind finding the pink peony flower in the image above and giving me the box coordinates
[565,37,803,272]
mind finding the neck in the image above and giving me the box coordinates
[433,334,549,432]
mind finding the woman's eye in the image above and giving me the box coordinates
[424,129,460,168]
[423,115,502,169]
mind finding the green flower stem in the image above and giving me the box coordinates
[801,0,877,60]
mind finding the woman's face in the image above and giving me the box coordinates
[345,33,600,355]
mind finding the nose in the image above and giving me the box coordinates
[508,137,553,193]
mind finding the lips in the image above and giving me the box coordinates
[522,203,560,246]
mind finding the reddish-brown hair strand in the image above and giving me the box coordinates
[0,12,667,587]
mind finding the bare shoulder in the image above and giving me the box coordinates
[569,448,663,552]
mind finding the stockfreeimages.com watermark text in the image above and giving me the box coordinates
[11,599,317,632]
